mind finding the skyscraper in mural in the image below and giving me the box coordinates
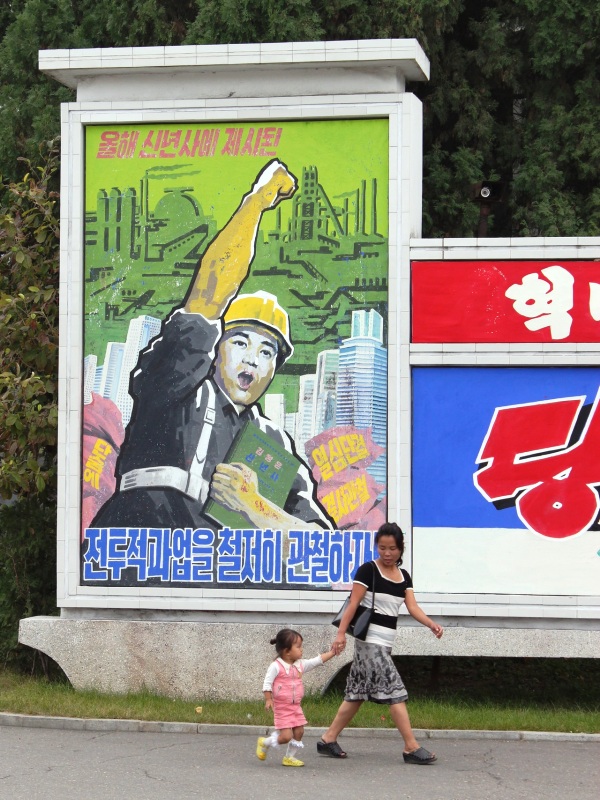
[296,373,316,459]
[264,393,287,432]
[99,342,126,403]
[336,309,387,484]
[83,354,97,405]
[313,350,339,435]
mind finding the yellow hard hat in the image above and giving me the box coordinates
[224,291,293,364]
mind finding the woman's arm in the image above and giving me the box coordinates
[404,590,443,638]
[333,582,368,652]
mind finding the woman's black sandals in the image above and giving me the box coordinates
[317,739,347,758]
[403,747,437,765]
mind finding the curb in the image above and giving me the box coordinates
[1,713,599,742]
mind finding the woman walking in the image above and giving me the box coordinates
[318,522,443,765]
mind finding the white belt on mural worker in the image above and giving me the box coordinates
[119,381,216,504]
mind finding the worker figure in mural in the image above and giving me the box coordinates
[91,159,334,533]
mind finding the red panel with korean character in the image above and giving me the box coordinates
[412,260,600,343]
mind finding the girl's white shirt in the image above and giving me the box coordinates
[262,655,324,691]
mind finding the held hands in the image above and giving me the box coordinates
[332,633,346,655]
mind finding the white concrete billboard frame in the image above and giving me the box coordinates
[42,41,427,616]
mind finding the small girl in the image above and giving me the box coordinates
[256,628,337,767]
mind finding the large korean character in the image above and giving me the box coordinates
[505,265,574,339]
[139,129,163,158]
[321,490,338,521]
[106,527,129,579]
[125,527,150,581]
[238,529,283,583]
[178,128,219,158]
[326,530,350,584]
[116,131,139,158]
[312,444,334,481]
[96,131,121,158]
[253,127,283,157]
[190,529,215,582]
[146,528,173,581]
[286,530,312,583]
[328,438,349,474]
[83,528,109,580]
[475,393,600,538]
[351,474,370,506]
[341,433,369,463]
[258,528,283,583]
[171,527,193,581]
[221,128,243,156]
[157,130,181,158]
[217,527,245,583]
[307,529,330,583]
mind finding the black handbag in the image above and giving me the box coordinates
[331,562,376,641]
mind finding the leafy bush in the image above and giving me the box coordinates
[0,140,59,501]
[0,141,60,674]
[0,494,57,673]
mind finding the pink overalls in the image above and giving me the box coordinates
[272,660,308,729]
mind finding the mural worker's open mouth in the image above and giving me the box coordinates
[238,371,255,390]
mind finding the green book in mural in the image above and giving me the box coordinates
[204,421,300,529]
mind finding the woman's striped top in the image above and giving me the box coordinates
[353,560,413,649]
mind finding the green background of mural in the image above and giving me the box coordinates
[84,118,388,408]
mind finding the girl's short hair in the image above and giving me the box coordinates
[270,628,303,655]
[375,522,405,564]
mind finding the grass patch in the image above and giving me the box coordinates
[2,656,600,734]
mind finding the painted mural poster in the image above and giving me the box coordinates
[81,120,388,588]
[412,367,600,596]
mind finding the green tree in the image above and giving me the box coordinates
[1,1,599,236]
[0,495,57,671]
[0,140,60,501]
[0,142,60,671]
[0,1,198,181]
[184,0,600,237]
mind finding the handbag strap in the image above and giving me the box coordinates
[367,561,376,609]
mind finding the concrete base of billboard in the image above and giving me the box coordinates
[19,616,600,699]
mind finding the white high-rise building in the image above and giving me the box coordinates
[93,366,103,395]
[116,315,162,426]
[284,412,297,441]
[296,373,316,460]
[83,354,97,405]
[313,349,339,436]
[99,341,125,402]
[336,309,387,484]
[264,393,286,431]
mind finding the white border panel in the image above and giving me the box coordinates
[59,96,405,612]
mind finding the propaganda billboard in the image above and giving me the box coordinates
[81,119,389,588]
[411,260,600,596]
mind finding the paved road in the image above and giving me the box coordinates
[1,725,598,800]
